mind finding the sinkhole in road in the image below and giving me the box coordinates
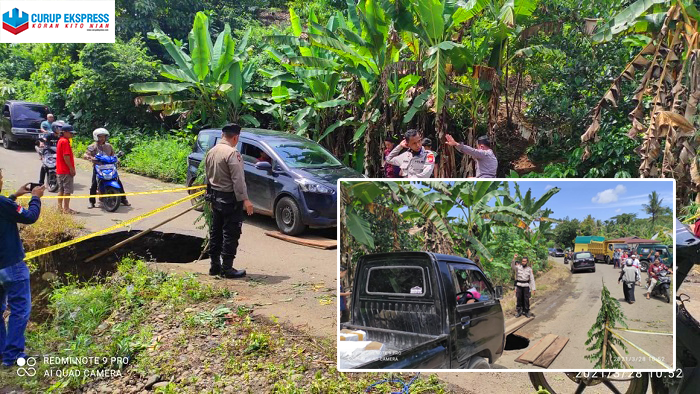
[504,333,530,351]
[29,231,207,322]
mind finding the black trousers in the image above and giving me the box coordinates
[90,168,128,205]
[209,206,243,266]
[516,286,531,313]
[622,282,636,302]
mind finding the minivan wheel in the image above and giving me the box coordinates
[467,356,490,369]
[275,196,306,236]
[2,133,13,149]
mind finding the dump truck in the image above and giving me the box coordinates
[573,236,604,254]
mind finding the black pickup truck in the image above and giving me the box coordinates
[339,251,505,369]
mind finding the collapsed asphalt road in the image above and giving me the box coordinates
[0,145,339,336]
[497,256,673,369]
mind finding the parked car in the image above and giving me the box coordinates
[548,248,556,256]
[186,128,361,235]
[554,248,565,257]
[1,101,50,149]
[571,251,596,273]
[633,244,673,273]
[339,251,505,369]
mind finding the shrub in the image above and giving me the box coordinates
[120,136,191,183]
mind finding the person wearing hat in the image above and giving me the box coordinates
[83,128,130,209]
[444,134,498,178]
[204,123,253,279]
[55,123,77,214]
[511,254,536,318]
[339,266,351,323]
[618,258,641,304]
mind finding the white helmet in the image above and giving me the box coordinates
[93,128,109,141]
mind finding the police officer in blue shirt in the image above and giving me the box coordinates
[0,169,44,367]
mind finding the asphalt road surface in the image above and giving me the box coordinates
[497,256,673,369]
[0,145,339,336]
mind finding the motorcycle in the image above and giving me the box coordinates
[648,269,672,303]
[563,253,570,264]
[35,139,58,192]
[94,152,124,212]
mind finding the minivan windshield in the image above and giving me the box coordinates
[268,140,342,168]
[12,104,49,128]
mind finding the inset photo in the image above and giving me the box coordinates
[338,179,675,371]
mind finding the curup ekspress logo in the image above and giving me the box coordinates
[2,8,29,35]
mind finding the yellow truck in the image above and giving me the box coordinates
[573,236,604,254]
[587,236,659,264]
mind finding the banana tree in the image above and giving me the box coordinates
[130,12,258,128]
[581,1,699,205]
[407,0,489,177]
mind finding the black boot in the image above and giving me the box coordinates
[209,257,222,276]
[525,311,531,318]
[515,309,522,318]
[221,259,246,278]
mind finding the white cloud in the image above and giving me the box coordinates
[615,209,621,213]
[544,185,554,191]
[591,185,627,204]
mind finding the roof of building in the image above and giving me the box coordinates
[605,237,658,244]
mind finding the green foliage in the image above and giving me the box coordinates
[554,217,580,249]
[66,38,162,131]
[120,135,191,183]
[486,227,548,285]
[585,282,628,369]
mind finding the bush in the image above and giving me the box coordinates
[120,136,191,183]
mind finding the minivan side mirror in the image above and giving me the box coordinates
[494,286,503,300]
[255,161,273,171]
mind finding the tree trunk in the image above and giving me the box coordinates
[437,107,454,177]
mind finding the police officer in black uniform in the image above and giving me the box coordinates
[205,123,254,278]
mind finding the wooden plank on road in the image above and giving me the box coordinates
[515,334,558,364]
[264,231,337,249]
[533,336,569,368]
[505,317,534,335]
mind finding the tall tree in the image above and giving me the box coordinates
[642,191,666,229]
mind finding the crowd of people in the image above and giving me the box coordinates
[615,249,672,304]
[382,130,498,179]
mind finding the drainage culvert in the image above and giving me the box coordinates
[29,231,207,322]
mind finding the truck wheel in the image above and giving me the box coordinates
[467,356,489,369]
[275,196,306,236]
[605,256,610,265]
[640,261,649,272]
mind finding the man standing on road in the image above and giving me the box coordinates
[646,258,672,300]
[613,249,620,269]
[0,169,44,367]
[511,254,536,318]
[618,258,641,304]
[40,114,54,135]
[205,123,254,279]
[385,129,435,178]
[444,134,498,178]
[55,124,77,214]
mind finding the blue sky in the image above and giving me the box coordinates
[444,180,674,222]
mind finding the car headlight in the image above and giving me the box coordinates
[11,127,27,134]
[296,179,334,194]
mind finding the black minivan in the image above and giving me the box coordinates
[1,101,50,149]
[187,128,361,235]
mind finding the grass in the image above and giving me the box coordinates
[121,137,190,184]
[18,205,84,272]
[0,257,448,393]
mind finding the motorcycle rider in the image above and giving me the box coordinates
[38,121,63,186]
[83,128,130,209]
[646,258,672,300]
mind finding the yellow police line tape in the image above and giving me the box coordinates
[24,190,205,261]
[12,184,205,199]
[613,327,673,336]
[606,326,671,369]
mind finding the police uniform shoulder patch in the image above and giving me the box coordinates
[426,152,435,164]
[16,205,24,214]
[236,152,242,162]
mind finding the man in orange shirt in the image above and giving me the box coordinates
[55,124,77,214]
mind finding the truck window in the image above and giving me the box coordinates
[448,265,493,304]
[366,266,426,296]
